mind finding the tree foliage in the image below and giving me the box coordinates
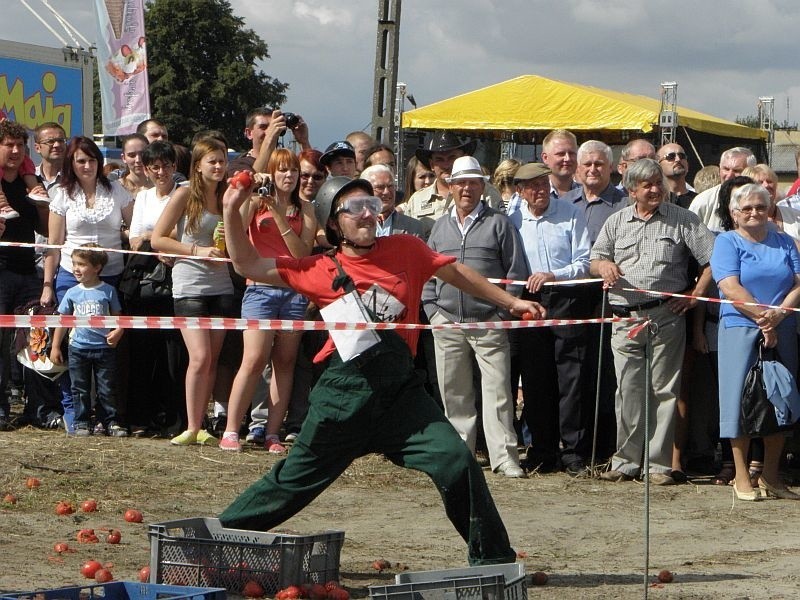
[143,0,288,147]
[736,113,798,131]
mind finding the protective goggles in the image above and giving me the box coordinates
[334,196,382,216]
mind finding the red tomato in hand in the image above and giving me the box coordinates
[80,560,102,579]
[124,508,143,523]
[228,170,253,189]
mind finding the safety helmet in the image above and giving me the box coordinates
[313,177,374,245]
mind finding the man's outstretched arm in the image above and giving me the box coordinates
[434,262,547,319]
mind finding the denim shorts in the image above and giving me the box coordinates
[241,285,308,320]
[174,294,237,318]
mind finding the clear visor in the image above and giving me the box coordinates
[335,196,382,216]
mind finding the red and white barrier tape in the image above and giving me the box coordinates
[616,286,800,313]
[0,240,231,263]
[489,276,799,314]
[5,240,794,315]
[0,314,642,331]
[488,277,604,287]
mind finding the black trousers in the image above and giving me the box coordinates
[519,289,589,467]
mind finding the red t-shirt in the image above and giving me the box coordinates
[276,235,455,363]
[248,205,303,284]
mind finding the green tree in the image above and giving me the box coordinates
[735,114,760,129]
[144,0,287,147]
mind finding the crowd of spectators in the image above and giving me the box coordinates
[2,111,800,497]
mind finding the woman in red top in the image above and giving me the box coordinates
[220,149,316,452]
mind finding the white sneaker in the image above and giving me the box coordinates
[495,461,527,479]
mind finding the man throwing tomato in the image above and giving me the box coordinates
[218,174,545,565]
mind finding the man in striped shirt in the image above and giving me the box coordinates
[590,159,714,486]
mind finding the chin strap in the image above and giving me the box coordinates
[340,238,376,251]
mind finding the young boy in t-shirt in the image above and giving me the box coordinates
[50,244,127,437]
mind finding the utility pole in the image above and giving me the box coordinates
[370,0,401,144]
[658,82,678,147]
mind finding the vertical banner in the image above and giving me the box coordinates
[94,0,150,135]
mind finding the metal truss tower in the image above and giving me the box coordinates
[659,82,678,147]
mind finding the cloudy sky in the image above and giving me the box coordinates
[1,0,797,150]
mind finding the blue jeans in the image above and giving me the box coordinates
[241,285,308,320]
[55,267,120,424]
[69,346,119,429]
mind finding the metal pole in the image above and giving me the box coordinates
[642,323,654,599]
[590,287,608,473]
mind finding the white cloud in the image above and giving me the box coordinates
[293,2,351,27]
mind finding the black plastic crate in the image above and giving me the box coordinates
[148,518,344,595]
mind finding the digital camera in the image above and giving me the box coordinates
[283,112,300,129]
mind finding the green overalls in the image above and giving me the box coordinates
[219,329,516,565]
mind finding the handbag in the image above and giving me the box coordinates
[139,260,172,300]
[740,341,782,437]
[13,300,68,381]
[118,240,172,303]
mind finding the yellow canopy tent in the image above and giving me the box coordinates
[402,75,767,142]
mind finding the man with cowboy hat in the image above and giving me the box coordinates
[218,174,545,564]
[423,155,529,478]
[404,130,504,239]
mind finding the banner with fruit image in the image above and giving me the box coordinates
[93,0,150,135]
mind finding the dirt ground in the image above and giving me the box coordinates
[2,428,800,600]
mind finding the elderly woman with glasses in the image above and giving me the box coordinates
[712,183,800,501]
[740,164,800,242]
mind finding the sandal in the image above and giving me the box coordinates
[713,462,735,486]
[749,460,764,489]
